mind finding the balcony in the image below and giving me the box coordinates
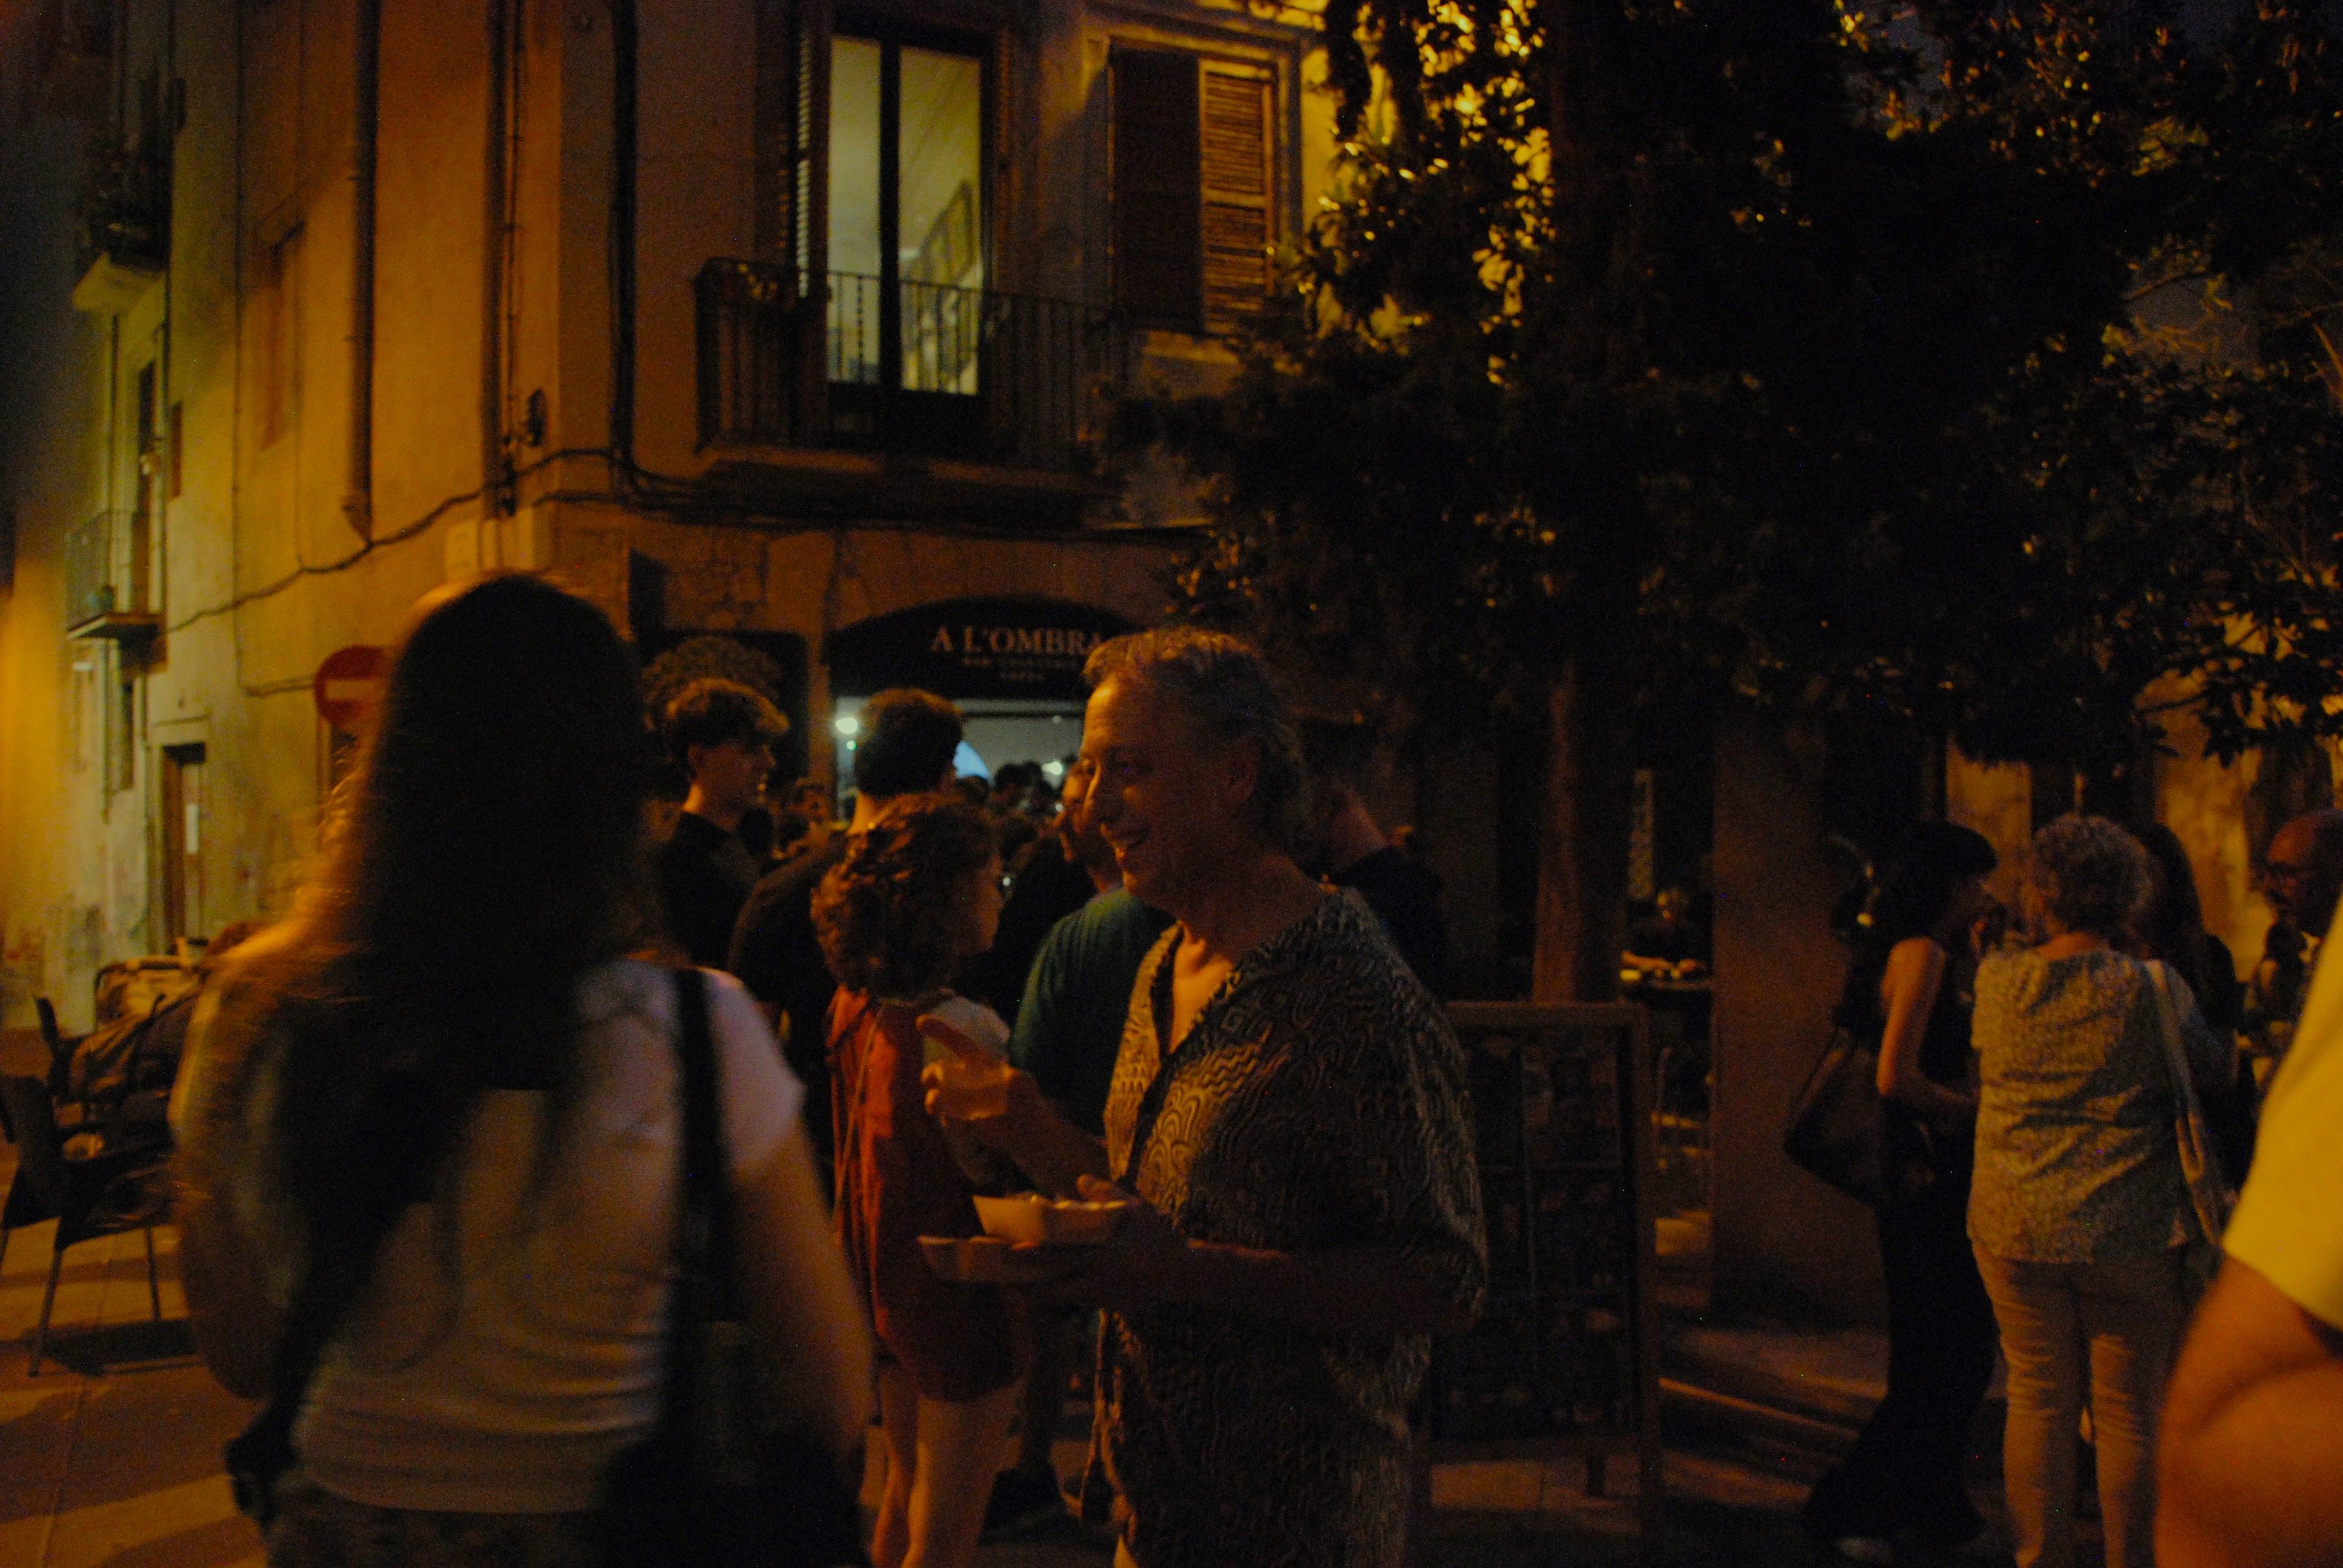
[65,510,157,640]
[73,139,168,316]
[696,263,1127,485]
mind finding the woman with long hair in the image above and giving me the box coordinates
[172,574,869,1566]
[1803,820,2003,1561]
[814,795,1022,1568]
[2134,823,2244,1040]
[1971,815,2230,1568]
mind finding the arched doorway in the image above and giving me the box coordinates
[823,595,1138,801]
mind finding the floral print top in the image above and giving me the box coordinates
[1969,948,2228,1262]
[1078,890,1486,1568]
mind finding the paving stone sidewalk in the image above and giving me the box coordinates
[0,1147,1838,1567]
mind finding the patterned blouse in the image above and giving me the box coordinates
[1969,948,2228,1263]
[1079,892,1486,1568]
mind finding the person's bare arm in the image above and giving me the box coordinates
[732,1129,874,1462]
[168,979,283,1402]
[173,1176,278,1400]
[2159,1256,2343,1568]
[1876,938,1974,1124]
[1040,1177,1475,1338]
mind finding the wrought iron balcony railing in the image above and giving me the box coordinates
[65,509,157,638]
[696,262,1127,475]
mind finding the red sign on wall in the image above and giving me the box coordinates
[313,645,388,731]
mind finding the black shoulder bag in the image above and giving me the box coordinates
[1781,1024,1938,1210]
[595,969,867,1568]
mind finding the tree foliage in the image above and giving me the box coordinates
[1162,0,2343,769]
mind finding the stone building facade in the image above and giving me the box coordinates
[0,0,1339,1027]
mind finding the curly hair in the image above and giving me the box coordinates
[812,794,999,999]
[2029,814,2152,938]
[1082,627,1310,855]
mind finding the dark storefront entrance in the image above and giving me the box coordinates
[824,596,1138,798]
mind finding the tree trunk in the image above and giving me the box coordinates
[1532,658,1634,1003]
[1526,0,1638,1004]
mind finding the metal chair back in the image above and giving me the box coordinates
[0,1076,71,1220]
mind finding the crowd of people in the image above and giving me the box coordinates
[140,567,2343,1568]
[167,573,1482,1568]
[1803,805,2343,1568]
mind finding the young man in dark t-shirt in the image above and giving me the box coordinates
[727,688,963,1180]
[1300,717,1453,999]
[655,679,786,969]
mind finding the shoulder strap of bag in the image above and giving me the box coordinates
[228,1067,436,1520]
[672,965,734,1298]
[656,966,732,1436]
[2144,960,2236,1243]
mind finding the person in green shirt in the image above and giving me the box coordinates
[985,763,1171,1537]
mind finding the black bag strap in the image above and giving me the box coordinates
[652,967,732,1439]
[229,1071,436,1517]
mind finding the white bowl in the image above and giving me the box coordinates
[917,1235,1068,1284]
[972,1194,1128,1247]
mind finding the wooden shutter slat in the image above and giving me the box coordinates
[1200,66,1270,333]
[1201,72,1267,197]
[1112,49,1202,331]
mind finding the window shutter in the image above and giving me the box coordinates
[791,0,831,299]
[1200,63,1271,335]
[751,0,830,437]
[1112,50,1202,331]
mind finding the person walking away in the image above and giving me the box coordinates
[730,688,963,1189]
[1970,815,2231,1568]
[981,760,1172,1538]
[2158,893,2343,1566]
[814,794,1024,1568]
[923,628,1486,1568]
[1300,717,1453,998]
[655,679,787,967]
[1800,822,2002,1561]
[170,573,869,1567]
[2241,809,2343,1089]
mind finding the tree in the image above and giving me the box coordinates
[1159,1,2343,997]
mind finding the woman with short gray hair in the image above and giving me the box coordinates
[1970,814,2230,1568]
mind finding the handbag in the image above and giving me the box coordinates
[1781,1025,1938,1209]
[2143,961,2238,1292]
[595,969,868,1568]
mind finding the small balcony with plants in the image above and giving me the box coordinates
[73,137,169,316]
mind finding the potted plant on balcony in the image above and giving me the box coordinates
[73,138,168,315]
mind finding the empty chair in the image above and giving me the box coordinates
[0,1074,168,1374]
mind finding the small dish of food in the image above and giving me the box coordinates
[972,1193,1130,1248]
[917,1235,1078,1284]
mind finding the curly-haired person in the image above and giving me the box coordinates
[1970,815,2233,1568]
[813,794,1023,1568]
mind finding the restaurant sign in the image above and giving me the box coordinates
[825,596,1138,702]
